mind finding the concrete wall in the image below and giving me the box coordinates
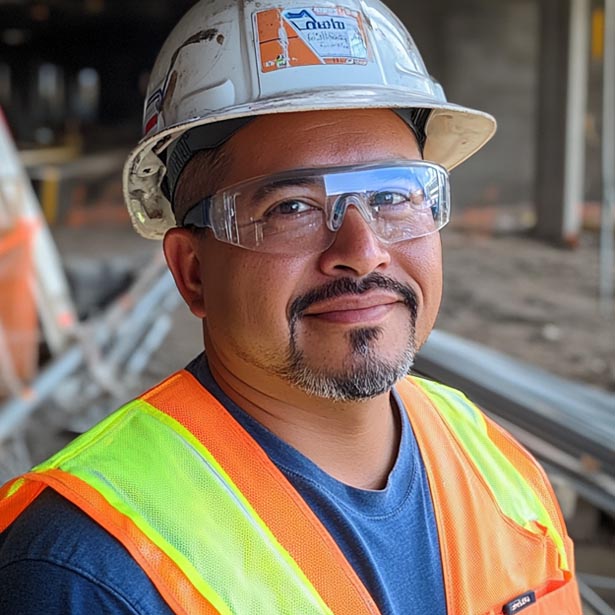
[387,0,539,214]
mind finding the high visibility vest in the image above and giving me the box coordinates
[0,371,581,615]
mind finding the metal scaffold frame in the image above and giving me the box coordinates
[0,106,181,479]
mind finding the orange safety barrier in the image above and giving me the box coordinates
[0,221,38,395]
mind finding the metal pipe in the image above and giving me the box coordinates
[413,329,615,513]
[580,574,615,592]
[99,270,177,372]
[0,344,87,441]
[578,578,615,615]
[0,265,177,441]
[126,313,174,376]
[415,330,615,458]
[600,0,615,315]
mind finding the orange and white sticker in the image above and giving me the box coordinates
[255,7,370,73]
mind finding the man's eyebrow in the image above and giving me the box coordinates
[251,177,319,202]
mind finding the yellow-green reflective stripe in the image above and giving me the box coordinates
[412,378,569,571]
[6,477,25,499]
[35,400,333,615]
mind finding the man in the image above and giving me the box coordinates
[0,0,582,613]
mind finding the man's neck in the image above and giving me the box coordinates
[206,354,401,490]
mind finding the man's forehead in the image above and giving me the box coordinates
[221,109,421,174]
[174,109,421,212]
[229,108,415,142]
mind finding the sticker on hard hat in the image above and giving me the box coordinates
[254,7,370,73]
[144,89,163,136]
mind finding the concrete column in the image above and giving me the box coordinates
[600,0,614,314]
[534,0,590,245]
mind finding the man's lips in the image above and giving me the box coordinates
[302,294,402,324]
[287,274,419,328]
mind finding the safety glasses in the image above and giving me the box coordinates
[180,160,450,255]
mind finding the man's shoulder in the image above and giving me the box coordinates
[401,374,549,479]
[0,488,172,614]
[405,374,509,433]
[402,374,561,509]
[403,374,489,427]
[1,487,116,562]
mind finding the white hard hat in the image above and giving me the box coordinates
[123,0,496,239]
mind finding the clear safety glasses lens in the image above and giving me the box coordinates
[181,161,450,254]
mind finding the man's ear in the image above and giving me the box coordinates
[163,228,207,318]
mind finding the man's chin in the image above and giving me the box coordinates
[279,350,416,402]
[299,339,412,373]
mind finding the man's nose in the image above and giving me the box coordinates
[318,205,391,277]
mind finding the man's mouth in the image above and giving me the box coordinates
[302,294,401,324]
[288,272,419,328]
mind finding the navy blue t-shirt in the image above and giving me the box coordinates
[0,357,446,614]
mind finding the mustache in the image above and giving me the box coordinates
[288,272,418,322]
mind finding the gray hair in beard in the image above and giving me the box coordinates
[274,273,419,402]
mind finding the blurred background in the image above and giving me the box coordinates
[0,0,613,611]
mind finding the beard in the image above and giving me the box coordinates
[271,273,419,402]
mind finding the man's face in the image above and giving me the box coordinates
[172,109,443,402]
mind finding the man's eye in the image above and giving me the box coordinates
[266,200,317,216]
[371,191,409,208]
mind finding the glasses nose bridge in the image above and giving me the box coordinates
[328,192,374,231]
